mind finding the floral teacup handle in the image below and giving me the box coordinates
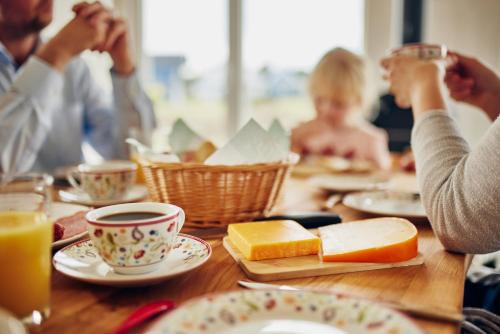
[66,169,84,192]
[176,207,185,233]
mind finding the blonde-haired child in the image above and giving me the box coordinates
[292,48,391,169]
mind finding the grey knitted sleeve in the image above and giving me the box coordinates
[411,111,500,254]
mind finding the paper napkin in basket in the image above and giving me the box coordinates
[205,119,289,165]
[169,119,205,154]
[168,119,217,162]
[268,119,290,153]
[126,138,181,163]
[144,152,180,163]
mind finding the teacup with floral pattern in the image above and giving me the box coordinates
[86,202,185,275]
[67,161,137,201]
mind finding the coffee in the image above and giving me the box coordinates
[86,202,185,274]
[99,212,164,222]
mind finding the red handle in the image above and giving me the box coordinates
[112,300,176,334]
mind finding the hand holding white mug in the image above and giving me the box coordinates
[381,55,447,119]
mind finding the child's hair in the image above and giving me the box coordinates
[309,47,368,111]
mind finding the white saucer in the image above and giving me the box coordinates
[58,184,148,207]
[343,191,427,218]
[0,308,26,334]
[50,202,90,249]
[309,174,391,192]
[293,156,375,177]
[53,234,211,287]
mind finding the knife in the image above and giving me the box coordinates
[254,211,342,229]
[238,280,299,291]
[189,212,342,239]
[238,280,464,324]
[322,194,343,211]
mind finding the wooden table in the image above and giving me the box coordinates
[34,175,468,334]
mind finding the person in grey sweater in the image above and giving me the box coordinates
[381,52,499,254]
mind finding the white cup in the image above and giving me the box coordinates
[86,202,185,275]
[67,161,137,201]
[390,43,448,60]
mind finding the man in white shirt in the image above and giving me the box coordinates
[0,0,156,174]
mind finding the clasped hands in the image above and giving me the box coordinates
[37,1,134,75]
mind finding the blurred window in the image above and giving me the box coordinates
[243,0,365,129]
[142,0,364,146]
[142,0,228,146]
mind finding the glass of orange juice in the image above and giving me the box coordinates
[0,174,53,325]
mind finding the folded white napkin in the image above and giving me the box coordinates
[268,119,290,153]
[205,119,289,165]
[168,119,205,154]
[143,152,180,164]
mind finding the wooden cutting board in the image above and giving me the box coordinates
[223,237,424,282]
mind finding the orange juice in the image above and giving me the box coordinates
[0,212,52,319]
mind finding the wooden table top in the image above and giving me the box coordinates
[34,174,467,334]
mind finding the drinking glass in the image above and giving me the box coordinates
[0,173,53,325]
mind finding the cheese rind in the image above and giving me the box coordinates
[319,218,418,263]
[227,220,320,261]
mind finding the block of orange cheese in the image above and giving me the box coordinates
[318,218,418,263]
[227,220,321,260]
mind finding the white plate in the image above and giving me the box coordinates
[293,156,374,177]
[343,191,427,218]
[52,234,211,287]
[58,184,148,207]
[148,290,424,334]
[0,308,26,334]
[50,202,90,249]
[309,174,390,192]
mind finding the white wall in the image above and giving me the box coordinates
[364,0,402,95]
[423,0,500,146]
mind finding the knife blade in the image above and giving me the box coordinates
[237,280,464,324]
[255,211,342,229]
[322,194,343,211]
[238,280,298,291]
[188,212,342,239]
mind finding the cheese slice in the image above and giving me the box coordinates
[227,220,320,260]
[318,218,418,263]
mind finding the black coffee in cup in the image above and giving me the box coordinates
[99,212,164,221]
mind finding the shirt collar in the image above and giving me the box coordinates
[0,38,42,71]
[0,42,15,68]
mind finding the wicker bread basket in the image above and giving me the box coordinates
[141,154,298,228]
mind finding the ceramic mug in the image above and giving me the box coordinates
[67,161,137,201]
[86,202,185,275]
[390,43,448,60]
